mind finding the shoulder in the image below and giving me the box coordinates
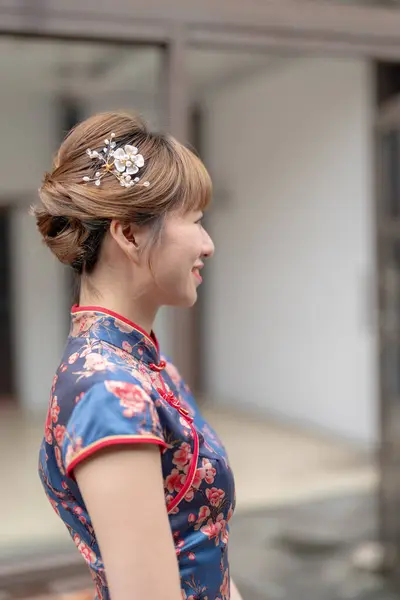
[53,338,148,426]
[60,378,167,478]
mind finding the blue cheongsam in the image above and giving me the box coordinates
[39,306,236,600]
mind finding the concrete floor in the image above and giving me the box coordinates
[230,492,398,600]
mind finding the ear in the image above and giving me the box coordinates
[109,220,141,263]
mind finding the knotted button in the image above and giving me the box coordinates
[149,360,166,372]
[158,389,193,423]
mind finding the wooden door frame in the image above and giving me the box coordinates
[3,0,400,59]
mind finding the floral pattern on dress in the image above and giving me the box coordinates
[39,306,236,600]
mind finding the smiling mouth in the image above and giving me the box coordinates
[192,268,203,283]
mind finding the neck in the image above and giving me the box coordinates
[78,283,158,335]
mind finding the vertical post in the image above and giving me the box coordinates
[10,205,67,415]
[163,27,197,389]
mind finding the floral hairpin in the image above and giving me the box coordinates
[83,133,150,189]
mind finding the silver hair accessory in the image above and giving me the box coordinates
[83,133,150,189]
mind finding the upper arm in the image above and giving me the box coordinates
[62,380,181,600]
[74,445,181,600]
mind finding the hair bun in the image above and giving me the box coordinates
[32,204,88,268]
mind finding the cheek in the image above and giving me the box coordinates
[150,240,197,287]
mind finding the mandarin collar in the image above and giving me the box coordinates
[70,305,161,367]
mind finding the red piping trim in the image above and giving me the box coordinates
[167,420,199,514]
[155,368,199,514]
[66,436,167,478]
[71,305,160,354]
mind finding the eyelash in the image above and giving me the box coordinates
[196,217,203,225]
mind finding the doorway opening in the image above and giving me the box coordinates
[0,206,15,404]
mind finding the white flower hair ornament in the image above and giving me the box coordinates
[82,133,150,189]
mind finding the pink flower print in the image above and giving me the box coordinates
[191,468,204,490]
[68,352,79,364]
[198,506,211,521]
[105,381,147,418]
[165,469,184,494]
[70,314,98,337]
[220,568,229,600]
[114,320,134,334]
[188,553,195,561]
[80,345,92,358]
[166,495,180,514]
[200,518,223,543]
[138,362,149,377]
[65,436,83,470]
[184,488,195,502]
[202,458,216,484]
[175,539,184,556]
[44,410,53,444]
[173,442,192,469]
[122,341,133,353]
[75,537,96,565]
[205,487,225,507]
[188,513,196,524]
[84,353,108,372]
[54,424,66,446]
[50,396,60,423]
[182,463,203,502]
[217,514,229,545]
[51,374,58,392]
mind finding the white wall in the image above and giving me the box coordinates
[203,57,378,445]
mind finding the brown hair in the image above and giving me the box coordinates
[32,111,212,274]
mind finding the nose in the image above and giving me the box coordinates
[202,229,215,259]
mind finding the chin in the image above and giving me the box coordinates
[171,290,198,309]
[181,295,198,308]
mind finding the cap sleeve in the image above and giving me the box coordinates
[62,380,167,478]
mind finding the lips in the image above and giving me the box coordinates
[192,266,203,283]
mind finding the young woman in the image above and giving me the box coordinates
[34,112,241,600]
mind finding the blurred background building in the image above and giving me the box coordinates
[2,1,400,598]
